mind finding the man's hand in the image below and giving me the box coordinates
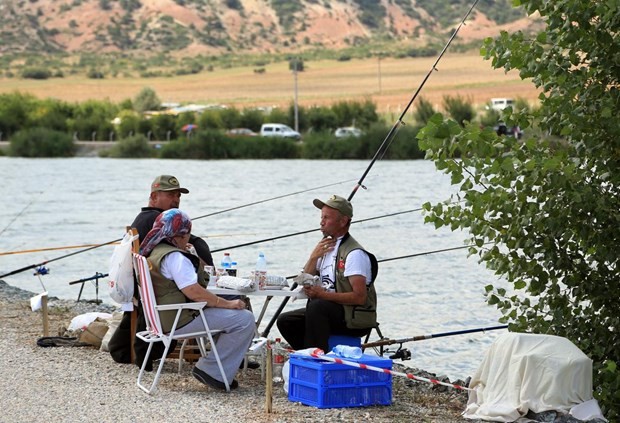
[303,285,325,299]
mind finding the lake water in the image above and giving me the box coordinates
[0,156,507,380]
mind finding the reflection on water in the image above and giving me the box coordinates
[1,157,506,380]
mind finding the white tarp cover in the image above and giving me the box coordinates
[463,332,594,422]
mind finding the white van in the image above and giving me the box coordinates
[260,123,301,140]
[489,98,515,111]
[335,127,363,138]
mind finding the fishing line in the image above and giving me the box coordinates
[211,206,425,253]
[347,0,480,202]
[0,178,357,279]
[0,182,52,238]
[264,0,481,336]
[0,199,37,238]
[191,178,357,221]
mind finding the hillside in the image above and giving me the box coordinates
[0,0,537,56]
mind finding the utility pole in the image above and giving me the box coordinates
[293,58,299,132]
[377,54,382,95]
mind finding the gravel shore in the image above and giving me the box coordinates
[0,280,469,423]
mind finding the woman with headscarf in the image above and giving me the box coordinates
[140,208,255,391]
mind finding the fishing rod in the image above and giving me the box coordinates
[0,179,355,280]
[363,325,508,349]
[264,0,481,336]
[0,232,267,257]
[260,242,480,337]
[0,239,120,280]
[212,206,423,253]
[347,0,480,202]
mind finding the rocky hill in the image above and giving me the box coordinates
[0,0,536,56]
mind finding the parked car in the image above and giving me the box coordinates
[335,127,363,138]
[226,128,258,137]
[260,123,301,140]
[487,98,515,111]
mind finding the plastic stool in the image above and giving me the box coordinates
[328,335,362,352]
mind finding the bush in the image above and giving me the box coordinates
[300,123,423,160]
[21,68,51,79]
[108,134,152,158]
[159,130,300,159]
[10,127,75,157]
[442,94,475,127]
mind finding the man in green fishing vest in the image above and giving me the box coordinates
[277,195,378,353]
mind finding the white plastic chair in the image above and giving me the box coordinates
[133,253,230,394]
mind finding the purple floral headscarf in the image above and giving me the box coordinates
[139,209,192,256]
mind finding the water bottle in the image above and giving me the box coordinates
[255,252,267,289]
[272,338,284,383]
[221,252,232,274]
[332,345,363,359]
[229,261,238,277]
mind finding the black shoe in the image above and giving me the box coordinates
[192,366,238,390]
[239,360,260,370]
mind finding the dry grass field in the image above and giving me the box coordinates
[0,52,540,115]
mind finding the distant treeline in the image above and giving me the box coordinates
[0,90,529,159]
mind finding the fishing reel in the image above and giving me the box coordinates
[386,344,411,361]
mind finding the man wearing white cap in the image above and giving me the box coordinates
[277,195,378,353]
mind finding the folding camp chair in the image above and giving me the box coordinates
[133,252,230,394]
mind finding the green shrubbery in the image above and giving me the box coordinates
[10,127,75,157]
[107,134,152,158]
[0,90,510,160]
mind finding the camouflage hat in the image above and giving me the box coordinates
[150,175,189,194]
[313,195,353,218]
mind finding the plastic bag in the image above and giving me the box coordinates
[68,312,112,331]
[292,272,320,287]
[216,275,256,292]
[108,231,138,310]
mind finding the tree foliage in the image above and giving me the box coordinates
[133,87,161,113]
[417,0,619,417]
[10,127,75,157]
[107,134,152,158]
[412,96,436,126]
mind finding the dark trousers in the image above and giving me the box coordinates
[276,299,370,353]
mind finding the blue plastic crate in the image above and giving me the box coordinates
[288,353,392,409]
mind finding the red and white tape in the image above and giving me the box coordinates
[308,352,472,391]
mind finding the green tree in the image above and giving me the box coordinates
[442,94,475,127]
[0,92,36,137]
[412,96,436,126]
[151,113,177,140]
[417,0,619,417]
[239,108,264,132]
[68,99,118,141]
[133,87,161,114]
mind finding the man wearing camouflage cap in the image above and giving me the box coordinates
[277,194,379,353]
[109,175,214,369]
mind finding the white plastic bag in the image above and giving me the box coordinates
[216,275,256,292]
[68,312,113,331]
[108,231,138,310]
